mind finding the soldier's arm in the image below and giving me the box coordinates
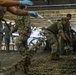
[60,32,67,40]
[0,0,33,7]
[7,7,38,18]
[0,0,19,7]
[57,23,67,40]
[7,6,28,16]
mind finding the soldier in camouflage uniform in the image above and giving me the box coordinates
[66,14,72,40]
[58,17,72,55]
[57,14,72,55]
[9,5,38,56]
[9,10,38,72]
[44,17,69,60]
[10,15,31,56]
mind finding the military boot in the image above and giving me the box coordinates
[51,53,60,60]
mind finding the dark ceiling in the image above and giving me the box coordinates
[26,0,76,11]
[32,0,76,5]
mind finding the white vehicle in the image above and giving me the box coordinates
[28,28,46,53]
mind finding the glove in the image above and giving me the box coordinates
[19,0,33,6]
[28,11,38,18]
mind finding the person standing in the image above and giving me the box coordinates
[66,14,72,40]
[9,5,31,55]
[3,21,11,51]
[67,14,72,21]
[58,17,72,55]
[10,15,31,55]
[0,0,38,72]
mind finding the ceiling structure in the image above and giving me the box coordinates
[31,0,76,5]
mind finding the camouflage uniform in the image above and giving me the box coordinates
[12,16,31,56]
[58,21,71,55]
[44,22,59,55]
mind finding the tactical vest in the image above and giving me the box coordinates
[46,22,59,34]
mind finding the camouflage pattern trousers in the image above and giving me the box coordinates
[58,36,69,55]
[44,30,59,54]
[16,34,29,56]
